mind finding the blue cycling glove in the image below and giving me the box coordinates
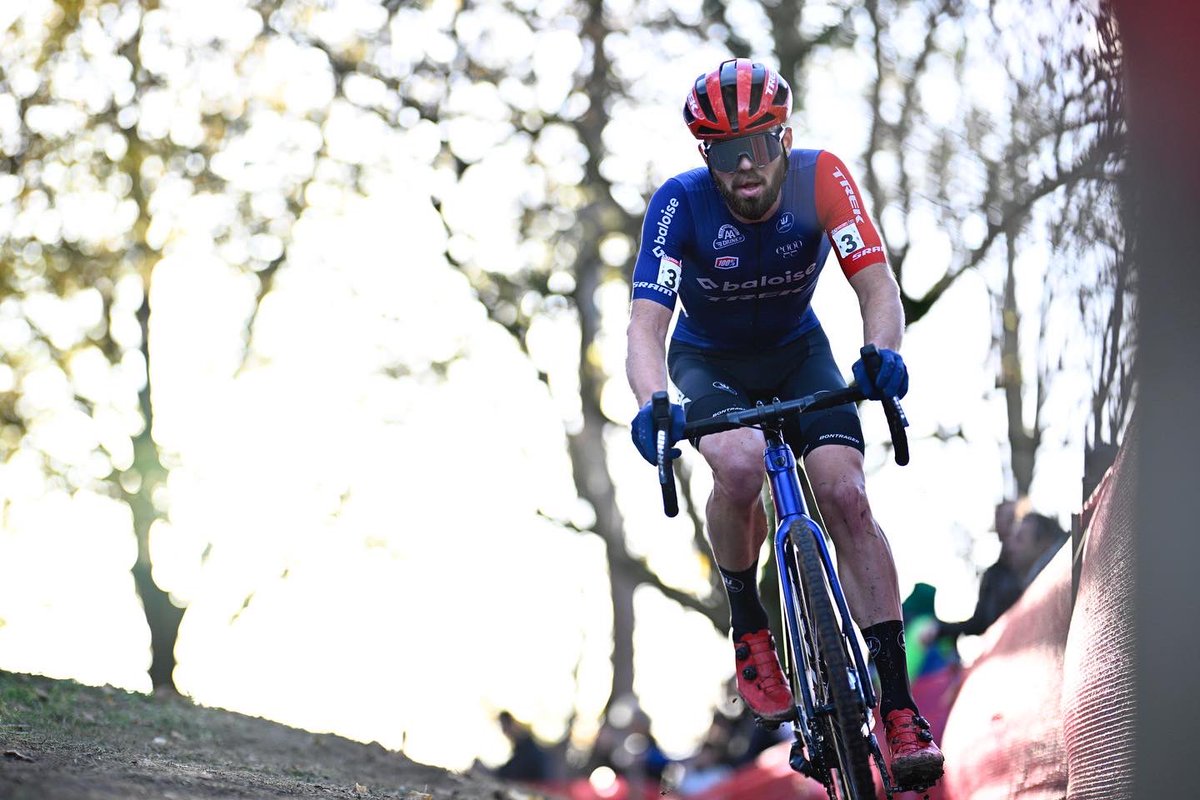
[631,400,686,466]
[853,348,909,400]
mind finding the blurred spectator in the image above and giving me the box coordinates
[491,711,550,782]
[710,678,789,767]
[626,708,670,781]
[585,696,670,784]
[921,500,1029,646]
[675,741,733,796]
[1017,511,1070,586]
[902,582,956,678]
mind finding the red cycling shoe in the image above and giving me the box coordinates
[884,708,945,788]
[733,630,794,722]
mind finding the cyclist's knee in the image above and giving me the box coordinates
[705,439,765,502]
[818,478,872,524]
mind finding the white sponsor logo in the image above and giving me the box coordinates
[723,575,745,593]
[775,239,803,258]
[713,223,745,250]
[832,167,865,224]
[850,245,883,262]
[817,432,863,447]
[713,381,737,395]
[632,280,675,298]
[650,197,681,258]
[776,212,795,233]
[832,221,865,256]
[697,263,817,295]
[713,405,748,416]
[657,254,682,291]
[714,256,739,270]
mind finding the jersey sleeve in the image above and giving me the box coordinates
[631,179,689,309]
[814,151,888,278]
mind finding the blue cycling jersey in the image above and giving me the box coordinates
[631,149,886,351]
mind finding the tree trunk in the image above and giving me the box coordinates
[1001,228,1036,497]
[126,293,182,692]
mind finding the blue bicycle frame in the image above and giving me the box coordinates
[651,345,914,797]
[764,429,878,724]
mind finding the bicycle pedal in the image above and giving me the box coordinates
[752,714,785,730]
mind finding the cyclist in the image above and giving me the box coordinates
[625,58,944,787]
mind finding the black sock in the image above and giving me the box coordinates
[862,620,916,717]
[719,563,769,640]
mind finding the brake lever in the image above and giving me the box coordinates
[651,391,680,517]
[860,345,910,466]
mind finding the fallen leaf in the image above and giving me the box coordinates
[354,783,369,795]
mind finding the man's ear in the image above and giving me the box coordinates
[782,127,793,152]
[697,143,708,163]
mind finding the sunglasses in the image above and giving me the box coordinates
[704,130,786,172]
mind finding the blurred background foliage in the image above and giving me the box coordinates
[0,0,1130,766]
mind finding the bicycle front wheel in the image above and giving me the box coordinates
[789,519,875,800]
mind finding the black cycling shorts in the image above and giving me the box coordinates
[667,327,864,458]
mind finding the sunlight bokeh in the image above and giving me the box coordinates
[0,0,1106,776]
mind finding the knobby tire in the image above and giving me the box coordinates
[789,520,875,800]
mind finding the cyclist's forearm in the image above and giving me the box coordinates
[862,295,904,351]
[850,263,905,351]
[626,332,668,406]
[626,301,671,405]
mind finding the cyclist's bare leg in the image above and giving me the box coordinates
[804,443,946,788]
[802,444,901,626]
[697,426,796,722]
[698,427,769,569]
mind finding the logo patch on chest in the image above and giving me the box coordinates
[775,239,803,258]
[713,224,745,250]
[776,212,795,233]
[714,256,739,270]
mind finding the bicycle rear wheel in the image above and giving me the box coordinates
[788,519,875,800]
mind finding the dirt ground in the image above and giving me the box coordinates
[0,671,532,800]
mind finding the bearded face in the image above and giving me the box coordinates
[707,130,791,221]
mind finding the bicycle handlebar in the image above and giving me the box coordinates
[860,344,911,468]
[651,392,679,517]
[653,344,910,518]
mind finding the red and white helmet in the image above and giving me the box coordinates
[683,58,792,141]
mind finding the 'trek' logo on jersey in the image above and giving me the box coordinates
[650,197,681,258]
[832,167,865,224]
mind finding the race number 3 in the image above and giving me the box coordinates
[657,255,682,291]
[832,221,865,256]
